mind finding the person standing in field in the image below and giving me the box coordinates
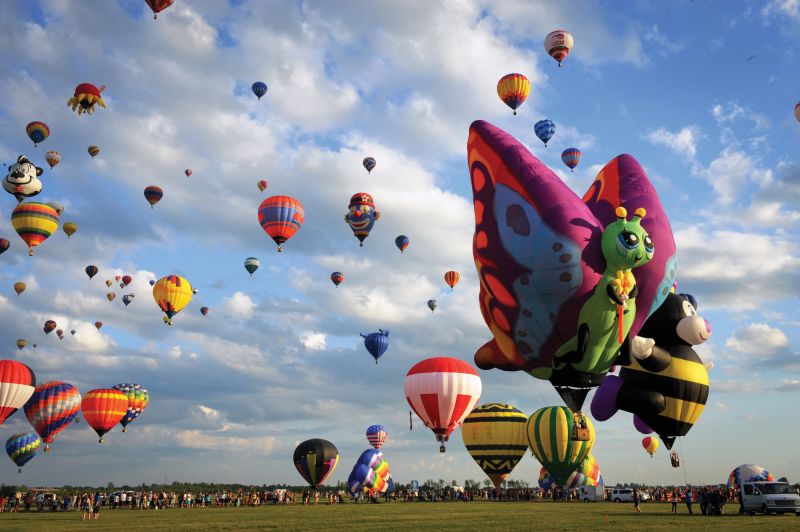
[684,488,693,514]
[671,489,678,513]
[633,488,641,514]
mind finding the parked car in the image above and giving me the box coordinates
[742,481,800,516]
[610,488,634,502]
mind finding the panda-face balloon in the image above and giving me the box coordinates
[3,155,43,203]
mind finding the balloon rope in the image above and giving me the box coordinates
[680,438,688,486]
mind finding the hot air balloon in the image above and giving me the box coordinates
[642,436,659,457]
[11,202,59,256]
[200,306,209,316]
[105,279,113,287]
[107,292,116,302]
[5,432,41,473]
[25,122,50,147]
[534,119,556,147]
[363,157,376,174]
[47,201,64,215]
[345,193,380,246]
[0,238,9,255]
[496,73,530,115]
[145,0,173,19]
[81,389,128,443]
[70,330,75,335]
[0,360,36,424]
[361,330,390,364]
[395,235,409,253]
[4,155,44,203]
[366,425,389,450]
[184,169,192,177]
[149,280,155,286]
[795,102,800,122]
[93,321,103,330]
[565,453,603,488]
[331,271,344,287]
[727,464,774,490]
[87,145,100,158]
[427,299,437,312]
[347,449,394,496]
[111,383,149,433]
[526,406,594,484]
[62,221,78,238]
[43,320,56,334]
[67,83,106,115]
[13,282,25,296]
[257,180,268,192]
[122,294,135,307]
[444,271,459,291]
[244,257,260,276]
[404,357,482,452]
[461,403,528,488]
[16,339,27,350]
[544,30,574,66]
[152,275,193,324]
[144,186,163,208]
[258,196,304,252]
[56,329,64,340]
[115,275,121,282]
[293,439,339,487]
[561,148,582,172]
[24,381,81,451]
[45,151,61,169]
[85,265,98,279]
[538,467,554,490]
[252,81,268,99]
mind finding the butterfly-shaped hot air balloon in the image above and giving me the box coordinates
[469,120,676,411]
[144,186,163,208]
[544,30,574,66]
[331,271,344,287]
[11,202,60,256]
[258,196,304,252]
[561,148,582,172]
[345,193,380,246]
[0,360,36,425]
[404,357,481,452]
[361,330,389,364]
[111,383,149,433]
[5,432,41,473]
[24,381,81,451]
[534,119,556,147]
[293,438,339,488]
[25,122,49,147]
[366,425,389,450]
[152,275,193,325]
[82,389,128,443]
[362,157,376,174]
[252,81,268,99]
[145,0,174,19]
[67,83,106,115]
[527,406,594,485]
[496,73,530,115]
[461,403,528,488]
[395,235,409,253]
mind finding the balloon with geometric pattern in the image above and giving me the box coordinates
[111,383,149,432]
[5,432,41,472]
[461,403,528,488]
[23,381,81,451]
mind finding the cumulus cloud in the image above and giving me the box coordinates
[645,126,701,160]
[220,292,256,320]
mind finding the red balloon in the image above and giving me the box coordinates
[144,0,174,19]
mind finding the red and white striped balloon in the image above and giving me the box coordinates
[0,360,36,424]
[404,357,481,452]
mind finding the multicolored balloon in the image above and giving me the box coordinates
[565,453,603,488]
[85,265,98,279]
[88,145,100,158]
[642,436,659,457]
[404,357,482,452]
[244,257,260,276]
[45,151,61,169]
[362,157,376,174]
[496,73,530,115]
[5,432,41,472]
[24,381,81,451]
[727,464,774,490]
[444,270,459,291]
[366,425,389,450]
[258,196,304,252]
[544,30,574,66]
[538,467,554,490]
[62,221,78,238]
[526,406,594,484]
[13,282,25,296]
[395,235,409,253]
[25,122,50,146]
[0,360,36,424]
[81,389,128,443]
[347,449,394,495]
[144,186,163,208]
[67,83,106,115]
[361,329,389,364]
[561,148,582,171]
[427,299,437,312]
[43,320,56,334]
[252,81,268,99]
[0,238,8,255]
[293,438,339,487]
[11,202,60,256]
[47,201,64,215]
[111,383,149,433]
[534,119,556,147]
[461,403,528,488]
[331,271,344,287]
[152,275,193,325]
[345,193,380,247]
[257,180,268,192]
[145,0,174,19]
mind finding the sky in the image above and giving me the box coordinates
[0,0,798,489]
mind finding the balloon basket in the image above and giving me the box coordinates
[439,445,446,453]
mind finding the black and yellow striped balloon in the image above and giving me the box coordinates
[461,403,528,488]
[526,406,594,484]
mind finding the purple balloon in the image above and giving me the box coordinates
[634,415,653,434]
[590,375,622,421]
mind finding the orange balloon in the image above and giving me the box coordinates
[81,389,128,443]
[444,271,460,291]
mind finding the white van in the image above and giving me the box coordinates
[579,486,604,502]
[610,488,634,502]
[741,481,800,516]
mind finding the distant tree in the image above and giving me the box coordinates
[483,479,491,489]
[107,482,115,490]
[452,480,458,487]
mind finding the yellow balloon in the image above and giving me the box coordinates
[13,282,26,295]
[62,221,78,238]
[461,403,528,488]
[152,275,193,325]
[526,406,594,484]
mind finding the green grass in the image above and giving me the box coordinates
[0,502,797,531]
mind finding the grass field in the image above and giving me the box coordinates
[0,502,798,531]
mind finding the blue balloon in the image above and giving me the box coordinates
[252,81,268,100]
[360,329,389,364]
[534,119,556,146]
[395,235,409,253]
[5,432,41,471]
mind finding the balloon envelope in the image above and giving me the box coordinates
[534,119,556,146]
[0,360,36,424]
[24,381,81,446]
[362,157,376,173]
[526,406,594,484]
[5,432,41,469]
[111,383,149,432]
[25,121,50,146]
[361,330,390,363]
[11,202,60,256]
[252,81,268,99]
[496,74,530,115]
[461,403,528,488]
[258,196,304,252]
[293,438,339,487]
[152,275,193,324]
[85,265,98,279]
[544,30,574,65]
[366,425,389,450]
[728,464,774,490]
[81,388,128,443]
[395,235,409,253]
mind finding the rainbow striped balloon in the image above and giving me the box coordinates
[25,121,50,146]
[561,148,582,172]
[565,453,603,488]
[258,195,304,252]
[112,383,150,432]
[24,381,81,449]
[11,202,60,256]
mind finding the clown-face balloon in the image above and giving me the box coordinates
[3,155,43,203]
[344,192,380,246]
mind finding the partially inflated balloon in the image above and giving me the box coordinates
[497,74,530,115]
[45,151,61,169]
[81,389,128,443]
[526,406,594,484]
[534,119,556,146]
[25,122,49,147]
[244,257,260,276]
[444,271,459,290]
[62,222,77,238]
[111,383,149,432]
[152,275,193,324]
[0,360,36,424]
[13,282,25,296]
[538,467,554,490]
[24,381,81,450]
[144,186,163,208]
[293,439,339,487]
[252,81,268,99]
[395,235,409,253]
[363,157,376,174]
[565,454,603,488]
[11,202,59,256]
[461,403,528,488]
[561,148,581,172]
[258,196,304,252]
[544,30,574,66]
[331,271,344,287]
[727,464,774,490]
[5,432,41,472]
[85,265,98,279]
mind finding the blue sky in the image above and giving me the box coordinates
[0,0,798,488]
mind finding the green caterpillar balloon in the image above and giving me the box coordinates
[554,206,654,373]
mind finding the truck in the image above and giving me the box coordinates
[741,481,800,516]
[578,486,605,502]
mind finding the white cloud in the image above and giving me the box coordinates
[643,25,685,57]
[645,126,701,160]
[221,292,256,320]
[726,323,789,354]
[762,0,800,22]
[299,331,327,351]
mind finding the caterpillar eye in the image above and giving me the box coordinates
[617,231,639,250]
[643,235,654,258]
